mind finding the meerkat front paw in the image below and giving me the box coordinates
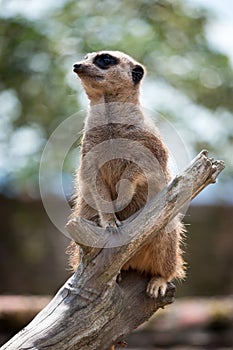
[146,277,168,299]
[105,221,121,234]
[100,213,121,230]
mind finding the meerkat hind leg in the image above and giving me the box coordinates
[146,276,168,299]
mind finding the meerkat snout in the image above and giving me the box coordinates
[73,63,82,73]
[131,65,144,84]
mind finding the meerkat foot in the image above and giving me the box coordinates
[146,277,168,299]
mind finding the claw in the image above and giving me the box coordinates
[105,223,121,234]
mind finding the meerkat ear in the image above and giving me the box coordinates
[132,64,144,84]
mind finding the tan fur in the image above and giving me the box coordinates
[70,50,185,288]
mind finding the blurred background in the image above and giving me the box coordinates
[0,0,232,348]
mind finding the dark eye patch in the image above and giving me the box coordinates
[93,54,119,69]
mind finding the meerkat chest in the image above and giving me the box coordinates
[81,123,132,156]
[81,124,138,188]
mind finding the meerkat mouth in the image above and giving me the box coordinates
[74,71,105,82]
[73,64,104,81]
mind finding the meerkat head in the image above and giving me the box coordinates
[73,51,145,103]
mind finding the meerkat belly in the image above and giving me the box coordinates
[117,184,148,220]
[99,159,129,198]
[98,158,148,219]
[122,242,156,275]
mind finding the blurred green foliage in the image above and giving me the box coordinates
[0,0,232,197]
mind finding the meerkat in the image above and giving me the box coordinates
[70,50,185,299]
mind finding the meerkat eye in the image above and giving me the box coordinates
[101,55,112,64]
[93,54,119,69]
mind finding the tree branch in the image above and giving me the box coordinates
[1,151,224,350]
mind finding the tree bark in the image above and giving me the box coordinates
[1,150,224,350]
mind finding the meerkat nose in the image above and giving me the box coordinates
[73,63,82,73]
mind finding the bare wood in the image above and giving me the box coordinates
[1,151,224,350]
